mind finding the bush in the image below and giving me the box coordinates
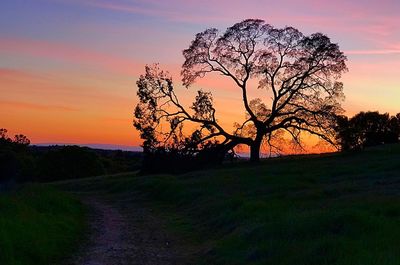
[38,146,105,181]
[140,146,231,174]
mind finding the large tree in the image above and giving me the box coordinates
[134,19,348,162]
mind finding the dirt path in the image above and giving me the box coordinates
[70,196,191,265]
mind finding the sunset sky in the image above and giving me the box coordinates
[1,0,399,148]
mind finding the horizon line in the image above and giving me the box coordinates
[33,142,143,152]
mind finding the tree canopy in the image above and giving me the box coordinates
[0,128,32,184]
[335,112,400,150]
[134,19,348,162]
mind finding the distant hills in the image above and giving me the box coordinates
[34,143,142,152]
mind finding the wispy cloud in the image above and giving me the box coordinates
[0,68,48,81]
[0,38,140,75]
[0,100,79,112]
[345,49,400,55]
[68,0,400,27]
[80,0,226,24]
[88,1,176,18]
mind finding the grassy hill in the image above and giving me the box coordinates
[56,143,400,265]
[0,185,85,265]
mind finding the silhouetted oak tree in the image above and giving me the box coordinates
[134,19,348,162]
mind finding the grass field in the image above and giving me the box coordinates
[0,185,86,265]
[57,143,400,265]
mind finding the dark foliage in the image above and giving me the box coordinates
[94,149,142,174]
[33,146,142,182]
[0,129,33,187]
[37,146,105,181]
[335,111,400,150]
[134,19,348,164]
[140,144,236,174]
[0,128,142,184]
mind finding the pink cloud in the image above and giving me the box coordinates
[0,68,47,81]
[0,38,141,75]
[345,49,400,55]
[0,100,79,112]
[73,0,399,27]
[96,1,399,42]
[82,0,229,24]
[87,1,177,18]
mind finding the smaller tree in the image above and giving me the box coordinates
[14,134,30,146]
[0,128,8,139]
[133,65,232,172]
[0,129,33,185]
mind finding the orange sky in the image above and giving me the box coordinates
[1,0,399,150]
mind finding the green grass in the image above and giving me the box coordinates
[0,185,86,265]
[57,144,400,265]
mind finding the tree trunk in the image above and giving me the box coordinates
[250,140,261,162]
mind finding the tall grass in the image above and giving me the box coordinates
[0,185,85,265]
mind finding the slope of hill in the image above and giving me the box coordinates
[56,143,400,265]
[0,185,85,265]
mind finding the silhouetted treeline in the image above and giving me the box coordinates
[31,146,141,180]
[0,129,142,185]
[336,111,400,151]
[35,146,105,181]
[0,129,34,188]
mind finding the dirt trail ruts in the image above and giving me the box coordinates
[70,197,191,265]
